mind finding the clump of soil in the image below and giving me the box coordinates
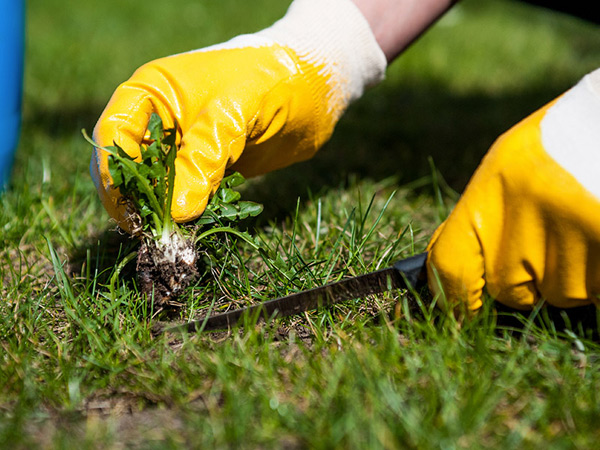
[136,233,198,307]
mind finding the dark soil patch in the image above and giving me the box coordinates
[136,237,199,308]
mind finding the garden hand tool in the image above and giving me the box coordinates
[168,252,427,333]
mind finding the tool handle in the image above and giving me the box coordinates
[393,252,428,290]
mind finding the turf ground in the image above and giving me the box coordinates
[1,0,600,447]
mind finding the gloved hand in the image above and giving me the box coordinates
[90,0,386,230]
[427,69,600,312]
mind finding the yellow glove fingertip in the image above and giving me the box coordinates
[427,220,486,313]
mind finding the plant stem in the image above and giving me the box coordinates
[195,226,261,250]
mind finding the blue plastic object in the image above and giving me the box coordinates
[0,0,25,189]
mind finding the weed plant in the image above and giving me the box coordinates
[83,114,262,308]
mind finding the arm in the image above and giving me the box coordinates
[352,0,458,62]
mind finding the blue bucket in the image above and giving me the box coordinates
[0,0,25,189]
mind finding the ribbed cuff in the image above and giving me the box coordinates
[257,0,387,113]
[585,67,600,100]
[541,67,600,201]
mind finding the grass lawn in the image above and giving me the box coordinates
[2,0,600,447]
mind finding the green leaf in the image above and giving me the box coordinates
[237,201,263,219]
[121,167,135,187]
[138,201,153,218]
[217,203,240,221]
[108,159,124,187]
[162,123,178,148]
[195,213,217,226]
[143,142,161,162]
[147,113,164,142]
[223,172,246,188]
[137,163,151,179]
[218,188,241,204]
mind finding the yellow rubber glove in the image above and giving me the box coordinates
[427,69,600,312]
[90,0,386,230]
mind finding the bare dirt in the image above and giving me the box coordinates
[136,237,198,308]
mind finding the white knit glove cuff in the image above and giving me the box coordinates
[541,68,600,200]
[257,0,387,115]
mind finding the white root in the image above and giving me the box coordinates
[155,232,196,266]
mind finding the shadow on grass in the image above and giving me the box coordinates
[68,227,139,287]
[243,79,572,222]
[495,303,600,342]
